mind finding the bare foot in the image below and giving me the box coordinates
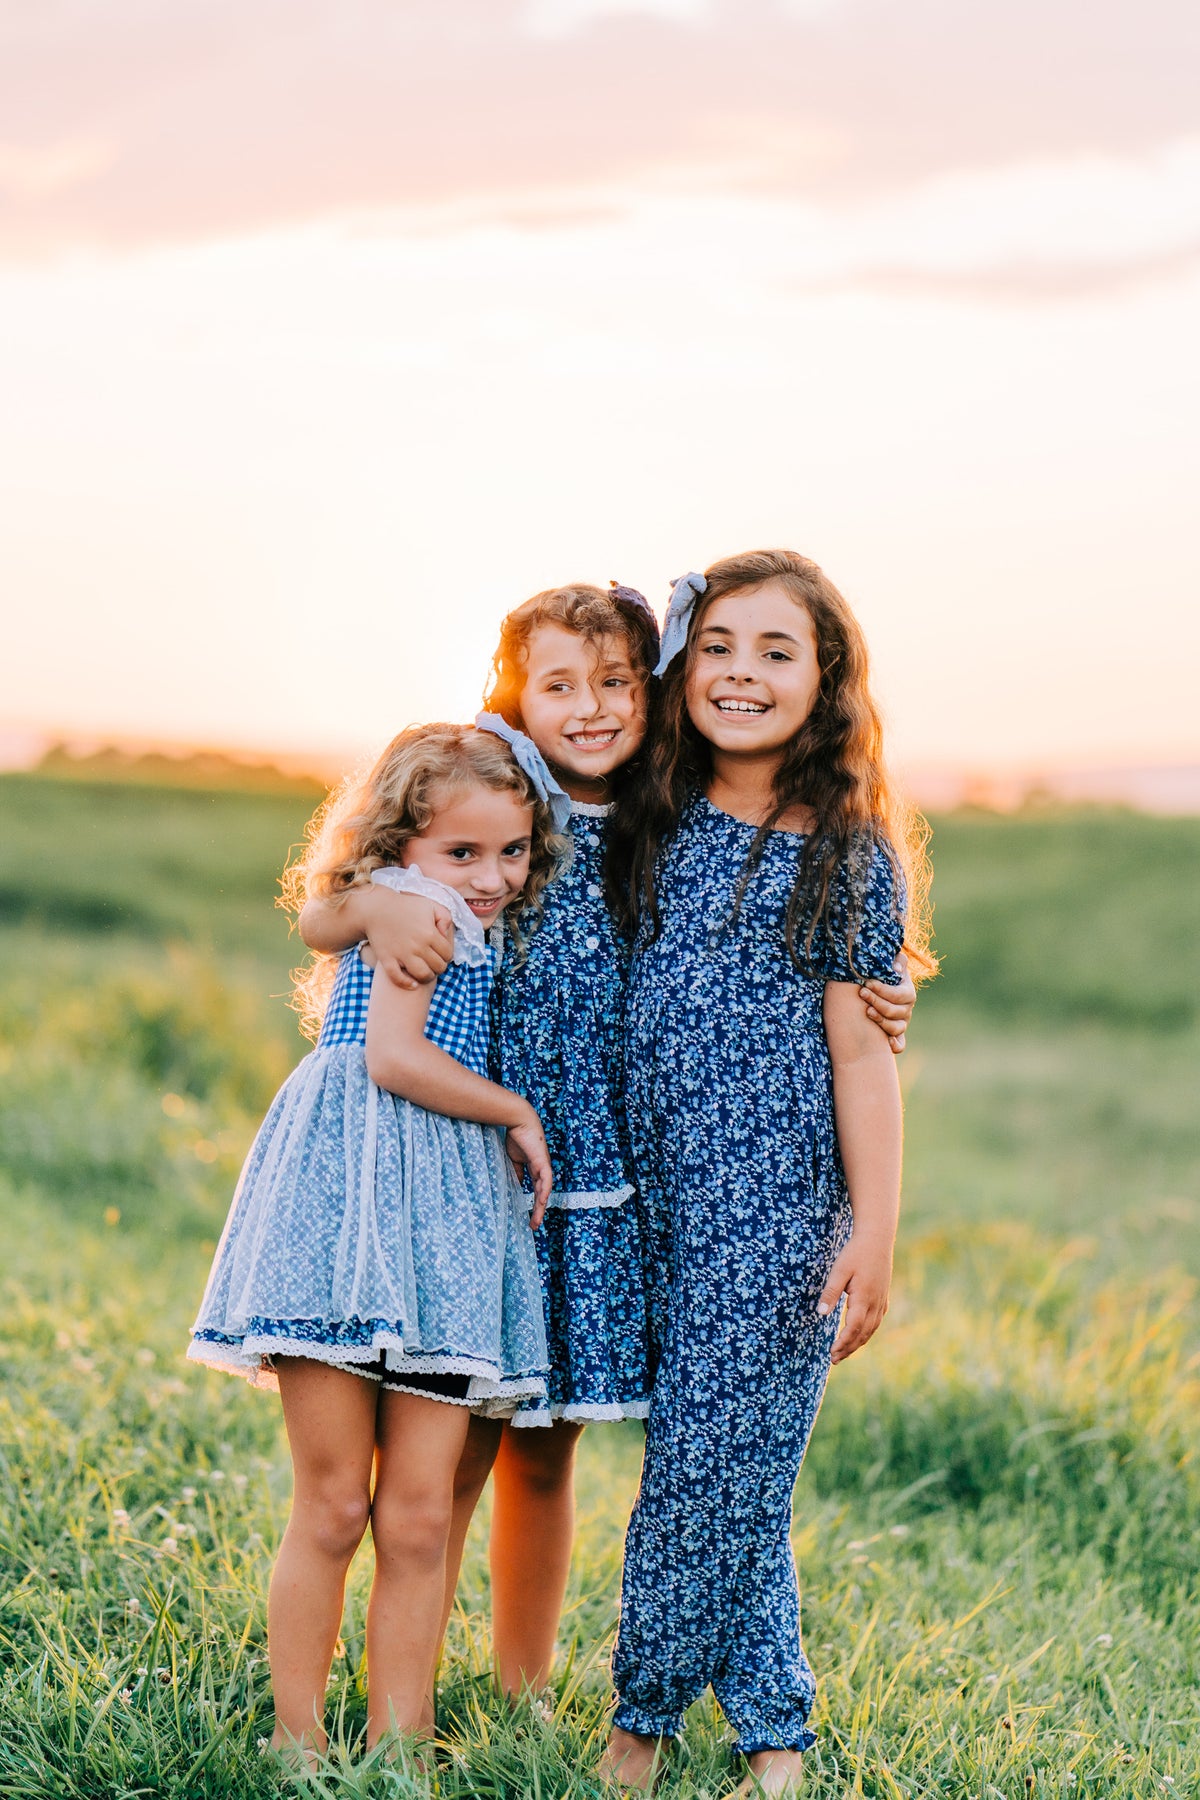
[361,1731,433,1777]
[735,1747,805,1795]
[268,1729,323,1776]
[599,1727,667,1790]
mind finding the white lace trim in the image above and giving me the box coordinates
[188,1335,354,1389]
[510,1398,651,1427]
[382,1376,549,1416]
[370,864,489,967]
[188,1334,546,1401]
[546,1182,634,1212]
[569,800,612,819]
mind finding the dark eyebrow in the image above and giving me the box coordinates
[696,623,800,646]
[538,658,635,677]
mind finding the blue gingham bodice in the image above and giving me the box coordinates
[318,941,498,1077]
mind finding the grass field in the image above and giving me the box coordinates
[0,772,1197,1798]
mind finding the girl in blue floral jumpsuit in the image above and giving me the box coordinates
[603,550,935,1794]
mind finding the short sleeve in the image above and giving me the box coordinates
[811,841,906,984]
[369,865,489,968]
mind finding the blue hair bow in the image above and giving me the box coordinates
[653,570,707,676]
[475,713,573,834]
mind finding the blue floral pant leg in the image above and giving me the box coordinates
[612,794,903,1756]
[612,1244,840,1755]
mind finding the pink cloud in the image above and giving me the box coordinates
[0,0,1195,258]
[806,244,1200,305]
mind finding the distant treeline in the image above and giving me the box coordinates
[36,742,328,797]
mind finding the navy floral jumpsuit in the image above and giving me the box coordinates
[612,794,903,1755]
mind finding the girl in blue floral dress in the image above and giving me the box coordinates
[602,550,936,1795]
[300,584,916,1699]
[188,721,563,1762]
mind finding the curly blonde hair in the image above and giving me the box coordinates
[281,723,564,1039]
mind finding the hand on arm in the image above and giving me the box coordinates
[819,981,903,1363]
[298,886,455,990]
[364,975,552,1224]
[858,951,916,1054]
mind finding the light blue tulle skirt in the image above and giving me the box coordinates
[188,1044,549,1414]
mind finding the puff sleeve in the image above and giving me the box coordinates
[808,840,905,985]
[369,865,490,968]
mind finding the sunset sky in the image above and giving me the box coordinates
[2,0,1198,780]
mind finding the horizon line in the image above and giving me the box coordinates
[3,725,1200,815]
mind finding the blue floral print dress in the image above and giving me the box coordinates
[494,802,651,1425]
[188,866,549,1415]
[612,794,903,1756]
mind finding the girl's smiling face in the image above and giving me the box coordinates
[402,786,534,926]
[517,623,647,800]
[685,579,821,758]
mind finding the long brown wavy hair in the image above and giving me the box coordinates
[281,723,566,1039]
[608,549,937,978]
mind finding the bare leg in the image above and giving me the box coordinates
[489,1419,584,1692]
[365,1389,471,1747]
[439,1414,504,1644]
[269,1360,378,1759]
[735,1749,806,1794]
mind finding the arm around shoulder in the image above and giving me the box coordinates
[299,883,453,987]
[298,889,374,954]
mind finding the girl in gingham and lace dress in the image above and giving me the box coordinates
[188,720,569,1765]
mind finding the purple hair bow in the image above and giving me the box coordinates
[609,581,661,647]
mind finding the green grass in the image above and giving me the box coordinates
[920,808,1200,1031]
[0,773,1197,1797]
[0,772,316,966]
